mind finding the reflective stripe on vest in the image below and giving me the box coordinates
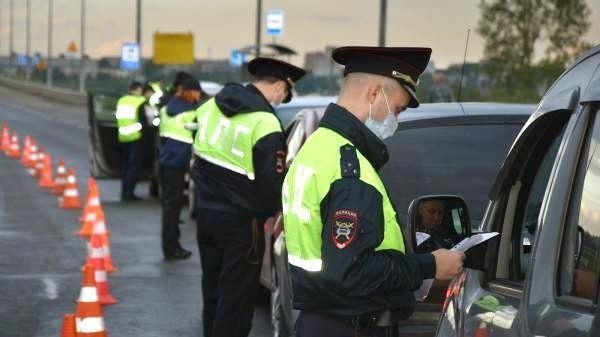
[192,98,282,180]
[282,127,406,272]
[115,95,146,143]
[158,107,195,144]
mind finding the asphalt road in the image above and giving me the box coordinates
[0,85,271,337]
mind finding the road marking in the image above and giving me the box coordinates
[42,278,59,300]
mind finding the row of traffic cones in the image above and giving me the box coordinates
[1,123,113,336]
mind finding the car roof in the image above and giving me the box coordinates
[281,95,337,108]
[399,102,536,122]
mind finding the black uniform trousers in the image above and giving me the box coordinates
[120,140,141,198]
[196,210,263,337]
[159,165,186,254]
[296,311,400,337]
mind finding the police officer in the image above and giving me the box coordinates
[158,78,205,260]
[282,47,465,337]
[191,58,305,337]
[115,81,148,201]
[158,72,194,109]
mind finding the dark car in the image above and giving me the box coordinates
[87,82,223,196]
[265,102,535,337]
[407,45,600,337]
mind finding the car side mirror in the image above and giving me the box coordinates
[407,195,472,254]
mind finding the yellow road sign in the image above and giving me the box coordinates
[67,41,78,53]
[153,32,194,65]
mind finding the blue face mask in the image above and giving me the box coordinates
[365,88,398,140]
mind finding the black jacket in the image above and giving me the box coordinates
[290,104,436,317]
[191,84,286,222]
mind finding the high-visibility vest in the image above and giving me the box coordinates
[282,127,406,272]
[148,82,164,107]
[115,95,146,143]
[158,107,196,144]
[192,98,282,180]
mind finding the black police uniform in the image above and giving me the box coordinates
[192,58,305,337]
[289,47,436,337]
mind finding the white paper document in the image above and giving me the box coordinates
[415,232,431,246]
[414,232,499,301]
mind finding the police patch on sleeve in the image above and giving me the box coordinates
[331,209,358,249]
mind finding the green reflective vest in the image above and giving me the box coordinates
[115,95,146,143]
[158,107,196,144]
[192,98,282,180]
[282,127,406,272]
[148,82,164,107]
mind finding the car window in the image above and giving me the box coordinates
[381,122,523,229]
[92,94,118,123]
[516,128,564,279]
[277,107,305,127]
[560,106,600,301]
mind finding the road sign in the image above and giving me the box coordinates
[120,43,141,71]
[266,10,284,37]
[229,49,247,67]
[153,33,194,65]
[67,41,78,53]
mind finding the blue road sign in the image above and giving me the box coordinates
[120,43,140,71]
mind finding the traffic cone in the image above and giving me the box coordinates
[60,313,77,337]
[78,179,102,237]
[81,211,115,273]
[7,131,20,158]
[1,123,9,153]
[20,135,31,166]
[83,236,117,305]
[38,153,55,189]
[26,142,39,175]
[52,159,68,195]
[75,265,108,335]
[34,148,46,178]
[59,168,82,209]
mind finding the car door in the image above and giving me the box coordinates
[88,91,156,179]
[436,47,600,337]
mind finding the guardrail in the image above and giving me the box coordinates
[0,75,87,106]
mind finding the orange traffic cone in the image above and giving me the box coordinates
[0,123,9,153]
[83,236,117,305]
[20,136,31,166]
[82,211,115,273]
[26,142,38,175]
[60,313,77,337]
[38,154,55,189]
[34,148,46,178]
[7,131,20,158]
[52,159,68,195]
[78,179,102,237]
[75,265,108,335]
[59,168,82,209]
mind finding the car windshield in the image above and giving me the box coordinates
[381,121,523,229]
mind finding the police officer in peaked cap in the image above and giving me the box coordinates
[282,46,465,337]
[191,57,306,337]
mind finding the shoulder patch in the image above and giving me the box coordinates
[331,209,359,249]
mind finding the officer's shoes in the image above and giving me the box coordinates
[164,248,192,261]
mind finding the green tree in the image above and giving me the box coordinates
[544,0,592,66]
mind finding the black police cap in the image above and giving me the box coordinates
[180,78,203,92]
[332,46,432,108]
[248,57,306,103]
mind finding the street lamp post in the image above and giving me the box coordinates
[47,0,53,86]
[79,0,86,92]
[25,0,31,81]
[378,0,387,47]
[9,0,13,61]
[255,0,262,57]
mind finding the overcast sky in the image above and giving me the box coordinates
[0,0,599,69]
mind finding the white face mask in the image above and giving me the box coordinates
[365,88,398,140]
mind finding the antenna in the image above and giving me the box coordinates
[457,29,470,115]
